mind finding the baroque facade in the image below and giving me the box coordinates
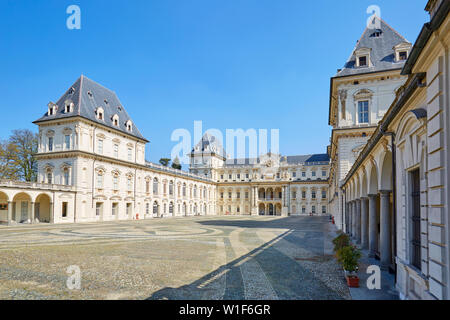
[0,76,330,225]
[336,0,450,300]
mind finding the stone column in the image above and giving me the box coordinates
[7,201,12,226]
[352,201,357,239]
[368,194,377,258]
[380,191,392,270]
[345,202,349,234]
[49,202,54,224]
[30,202,35,224]
[348,201,352,236]
[355,199,361,244]
[361,197,369,249]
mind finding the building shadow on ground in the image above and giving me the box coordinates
[147,219,348,300]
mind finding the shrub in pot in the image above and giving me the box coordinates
[336,245,361,288]
[332,233,350,253]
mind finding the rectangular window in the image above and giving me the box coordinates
[302,207,306,214]
[399,51,408,61]
[292,192,296,199]
[96,203,102,216]
[302,191,306,199]
[48,137,53,151]
[113,144,119,158]
[112,203,118,216]
[64,170,70,186]
[146,181,150,193]
[228,192,232,199]
[358,100,369,123]
[322,206,326,214]
[97,174,103,188]
[312,171,316,177]
[246,173,249,179]
[322,170,326,176]
[113,176,119,190]
[220,192,224,199]
[411,169,421,270]
[65,135,71,150]
[322,190,326,199]
[236,192,240,199]
[128,148,132,161]
[237,174,240,179]
[312,191,316,199]
[292,172,296,178]
[62,202,68,217]
[245,192,249,199]
[359,56,367,66]
[97,139,103,154]
[127,178,132,191]
[312,206,316,214]
[302,171,306,177]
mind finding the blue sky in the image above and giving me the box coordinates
[0,0,428,164]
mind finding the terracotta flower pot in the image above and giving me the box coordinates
[345,274,359,288]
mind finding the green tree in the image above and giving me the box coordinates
[0,140,20,180]
[9,129,38,182]
[171,156,182,170]
[159,158,171,167]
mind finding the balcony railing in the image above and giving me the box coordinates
[0,179,75,191]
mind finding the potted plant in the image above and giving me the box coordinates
[332,233,350,253]
[336,245,361,288]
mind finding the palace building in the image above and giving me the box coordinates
[0,75,330,225]
[335,0,450,300]
[0,0,449,301]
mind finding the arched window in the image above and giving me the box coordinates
[153,201,159,214]
[194,185,197,198]
[153,178,158,195]
[96,107,104,120]
[169,202,174,215]
[112,114,119,127]
[182,183,186,197]
[125,120,133,132]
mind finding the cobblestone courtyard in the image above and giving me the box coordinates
[0,216,350,300]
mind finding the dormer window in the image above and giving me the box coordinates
[112,114,119,126]
[64,100,73,113]
[125,120,133,132]
[96,107,104,120]
[354,47,371,68]
[371,29,382,38]
[47,102,57,116]
[87,91,93,98]
[394,42,412,63]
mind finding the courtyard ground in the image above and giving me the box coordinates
[0,215,352,300]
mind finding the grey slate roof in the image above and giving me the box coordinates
[191,133,227,158]
[33,75,147,141]
[335,16,410,77]
[225,153,330,167]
